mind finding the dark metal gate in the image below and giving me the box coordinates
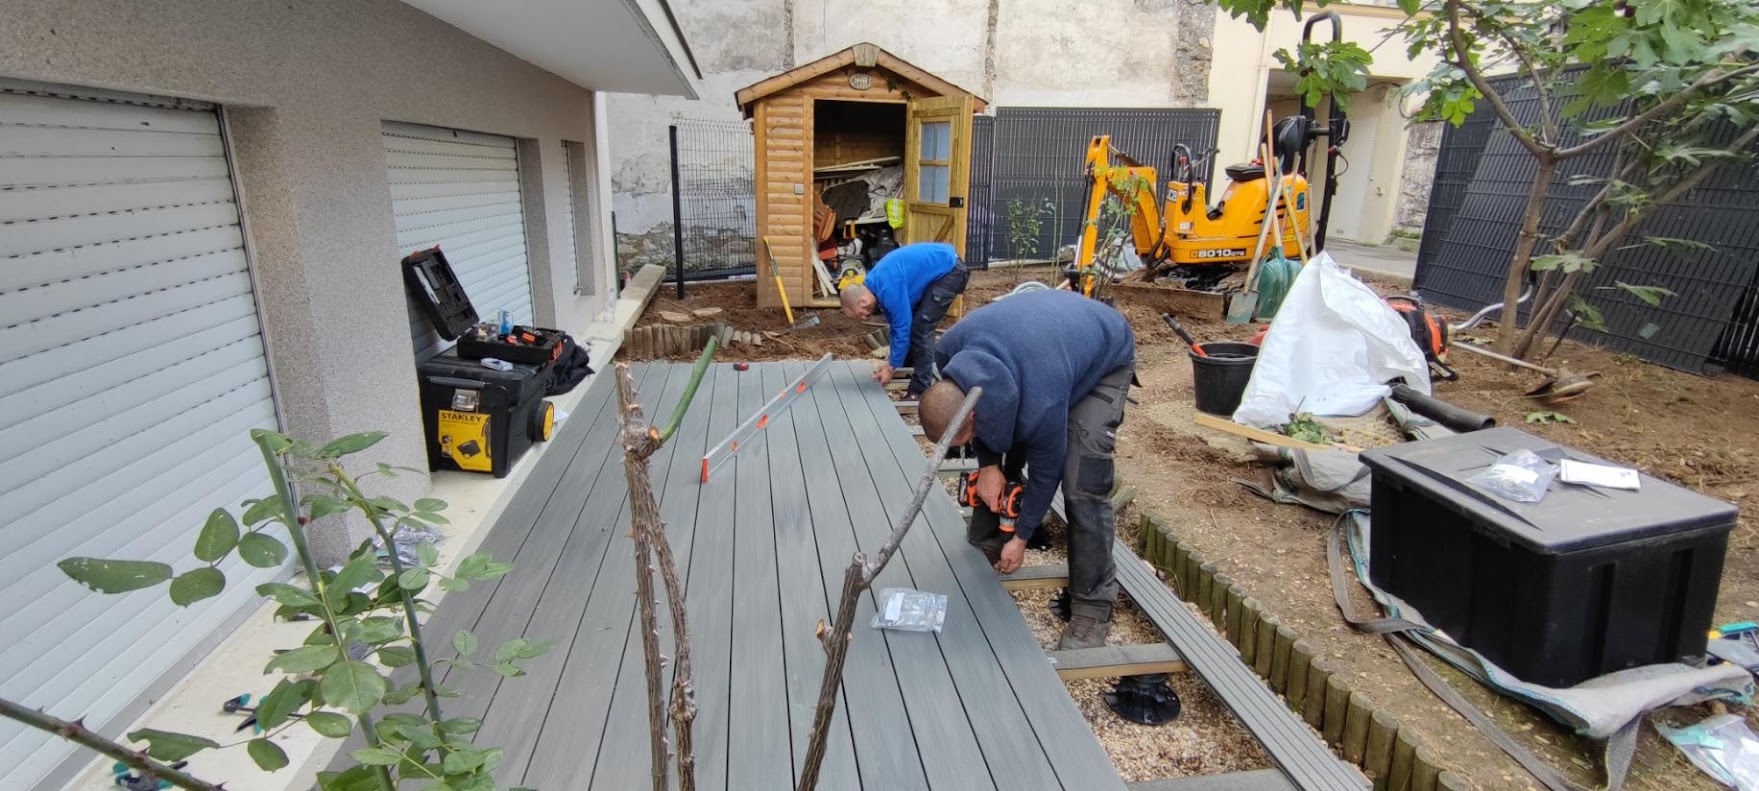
[982,107,1222,265]
[965,114,995,269]
[1413,79,1759,376]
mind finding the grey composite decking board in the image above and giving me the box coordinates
[725,364,795,788]
[520,363,696,790]
[1109,544,1368,791]
[808,364,995,790]
[766,361,861,788]
[1128,769,1298,791]
[488,363,691,782]
[335,361,1125,790]
[322,364,629,765]
[843,363,1129,791]
[825,362,1064,788]
[585,361,725,790]
[788,362,932,790]
[1046,643,1187,678]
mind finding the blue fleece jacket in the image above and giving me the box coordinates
[935,290,1135,541]
[864,242,959,368]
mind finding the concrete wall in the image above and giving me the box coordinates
[0,0,616,563]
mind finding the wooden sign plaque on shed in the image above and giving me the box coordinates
[736,42,987,310]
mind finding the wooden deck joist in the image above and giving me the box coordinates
[1001,563,1070,591]
[1048,643,1187,680]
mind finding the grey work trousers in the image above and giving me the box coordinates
[968,362,1132,621]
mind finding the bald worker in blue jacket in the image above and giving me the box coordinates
[839,242,969,397]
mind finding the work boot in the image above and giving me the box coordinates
[1056,614,1111,650]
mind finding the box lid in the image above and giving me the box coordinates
[1360,427,1737,554]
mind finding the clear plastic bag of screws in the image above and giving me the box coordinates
[871,588,948,633]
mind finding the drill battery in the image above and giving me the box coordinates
[958,470,1025,532]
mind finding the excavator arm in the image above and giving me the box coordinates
[1073,136,1166,295]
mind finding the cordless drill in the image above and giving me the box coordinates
[958,471,1025,533]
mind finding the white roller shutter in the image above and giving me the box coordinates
[382,122,533,359]
[562,143,580,293]
[0,80,282,787]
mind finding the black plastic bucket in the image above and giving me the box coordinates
[1190,342,1258,416]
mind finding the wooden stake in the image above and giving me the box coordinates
[1286,640,1314,713]
[1366,709,1399,786]
[1411,746,1442,791]
[1322,674,1350,744]
[1389,726,1420,791]
[1196,562,1217,612]
[1270,625,1296,692]
[1239,599,1261,664]
[1253,612,1278,677]
[1304,657,1332,729]
[1210,573,1233,627]
[1436,771,1468,791]
[1342,690,1371,764]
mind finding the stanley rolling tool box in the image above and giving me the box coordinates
[404,247,558,477]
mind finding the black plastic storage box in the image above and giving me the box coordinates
[403,247,563,366]
[1360,427,1736,688]
[417,352,555,478]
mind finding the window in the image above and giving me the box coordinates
[562,140,593,295]
[918,120,952,204]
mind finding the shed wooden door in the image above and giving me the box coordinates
[902,95,973,257]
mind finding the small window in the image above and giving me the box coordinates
[917,120,953,205]
[562,140,593,295]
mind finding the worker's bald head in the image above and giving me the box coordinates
[839,285,875,319]
[920,380,975,445]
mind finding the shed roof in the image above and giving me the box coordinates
[734,42,986,116]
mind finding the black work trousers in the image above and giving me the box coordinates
[905,260,969,397]
[967,362,1132,621]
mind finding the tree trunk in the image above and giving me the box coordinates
[1497,162,1556,356]
[616,365,672,791]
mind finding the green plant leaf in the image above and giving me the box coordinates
[356,616,403,644]
[306,711,352,738]
[257,582,320,607]
[169,567,226,607]
[494,663,526,678]
[128,728,219,762]
[438,577,470,593]
[442,746,491,774]
[59,558,173,594]
[194,509,240,563]
[267,644,341,674]
[253,429,295,453]
[495,638,552,664]
[241,495,285,526]
[1530,251,1595,273]
[305,495,350,522]
[317,766,382,791]
[320,661,387,715]
[320,431,387,458]
[448,774,497,791]
[415,542,440,567]
[1568,295,1608,332]
[399,567,430,591]
[455,553,513,582]
[256,678,315,730]
[350,747,404,766]
[439,717,482,736]
[414,498,447,512]
[382,682,423,705]
[378,645,417,668]
[329,556,385,604]
[248,737,290,771]
[238,532,289,568]
[1611,281,1677,306]
[453,629,478,658]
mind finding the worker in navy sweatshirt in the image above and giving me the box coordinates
[839,242,969,397]
[919,289,1135,650]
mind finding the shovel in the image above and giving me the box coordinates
[1448,342,1600,404]
[1226,138,1282,324]
[761,236,821,331]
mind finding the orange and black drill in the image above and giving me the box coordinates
[958,471,1025,533]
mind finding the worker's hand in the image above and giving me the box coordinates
[872,362,894,384]
[994,537,1028,574]
[976,465,1005,512]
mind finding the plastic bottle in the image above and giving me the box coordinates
[497,309,512,336]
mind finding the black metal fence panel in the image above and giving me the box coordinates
[1412,77,1759,376]
[670,119,758,281]
[966,114,995,269]
[985,107,1222,264]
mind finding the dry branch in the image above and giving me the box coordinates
[797,386,982,791]
[0,699,223,791]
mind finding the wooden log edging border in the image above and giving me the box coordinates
[1133,510,1456,791]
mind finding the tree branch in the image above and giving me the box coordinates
[1557,63,1759,160]
[0,699,224,791]
[615,363,674,791]
[658,337,718,444]
[1445,0,1549,158]
[1584,123,1759,260]
[797,386,981,791]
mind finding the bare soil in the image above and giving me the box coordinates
[629,267,1759,789]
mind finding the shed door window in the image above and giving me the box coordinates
[918,120,952,204]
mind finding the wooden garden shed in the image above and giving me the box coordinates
[736,43,986,310]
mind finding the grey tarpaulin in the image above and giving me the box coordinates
[1239,445,1372,514]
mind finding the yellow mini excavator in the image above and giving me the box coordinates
[1072,11,1351,297]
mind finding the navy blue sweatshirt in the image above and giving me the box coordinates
[934,290,1135,540]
